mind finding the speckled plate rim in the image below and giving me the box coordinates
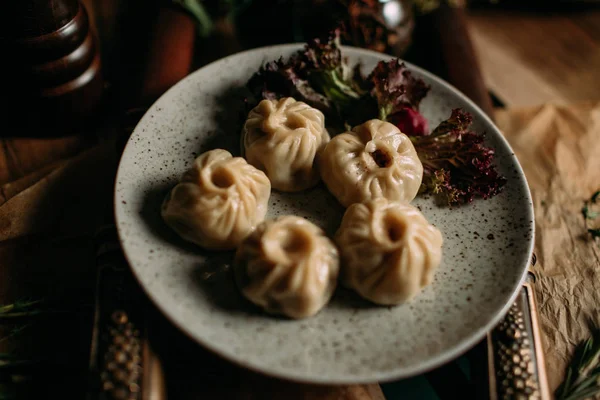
[114,44,535,384]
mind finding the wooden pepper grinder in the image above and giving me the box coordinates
[1,0,104,135]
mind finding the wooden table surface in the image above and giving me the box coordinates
[467,8,600,107]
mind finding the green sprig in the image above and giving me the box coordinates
[582,204,599,220]
[582,190,600,220]
[0,299,44,316]
[556,328,600,400]
[171,0,214,37]
[583,190,600,242]
[0,298,43,345]
[0,325,31,344]
[0,387,16,400]
[0,299,47,321]
[0,298,87,321]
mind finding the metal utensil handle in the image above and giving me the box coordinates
[87,225,166,400]
[488,255,550,400]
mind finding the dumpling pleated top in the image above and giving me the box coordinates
[161,149,271,250]
[320,119,423,207]
[234,216,340,319]
[243,98,330,192]
[335,198,443,305]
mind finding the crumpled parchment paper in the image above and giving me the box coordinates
[496,102,600,391]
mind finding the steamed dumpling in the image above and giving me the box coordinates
[320,119,423,207]
[335,198,443,305]
[161,149,270,250]
[242,98,330,192]
[234,216,339,319]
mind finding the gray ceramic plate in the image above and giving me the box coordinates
[114,45,534,384]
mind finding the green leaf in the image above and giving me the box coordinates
[0,298,43,315]
[171,0,214,37]
[558,366,574,398]
[583,190,600,220]
[571,373,598,393]
[582,204,599,220]
[0,390,16,400]
[589,229,600,239]
[0,324,31,344]
[563,385,600,400]
[556,328,600,400]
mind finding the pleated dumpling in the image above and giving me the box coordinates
[161,149,270,250]
[242,98,330,192]
[320,119,423,207]
[335,198,443,305]
[234,216,339,319]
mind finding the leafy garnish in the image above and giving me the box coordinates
[246,57,333,116]
[300,28,369,111]
[247,28,430,133]
[555,327,600,400]
[247,29,365,125]
[245,29,506,206]
[411,109,506,206]
[367,59,430,136]
[387,107,430,138]
[302,28,343,71]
